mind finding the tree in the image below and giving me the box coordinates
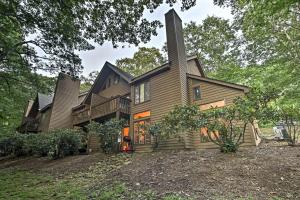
[276,104,300,146]
[0,71,55,135]
[116,47,166,76]
[79,71,99,92]
[184,17,240,72]
[0,0,200,76]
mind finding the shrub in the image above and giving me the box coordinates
[204,107,247,153]
[0,133,30,157]
[47,129,81,159]
[150,105,248,153]
[86,119,125,154]
[0,136,14,156]
[0,129,84,159]
[33,134,51,157]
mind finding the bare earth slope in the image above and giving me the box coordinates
[0,141,299,199]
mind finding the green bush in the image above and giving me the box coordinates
[32,134,51,157]
[86,119,125,154]
[0,129,84,159]
[0,136,14,156]
[47,129,81,159]
[0,133,30,157]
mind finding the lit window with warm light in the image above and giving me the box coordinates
[134,111,151,120]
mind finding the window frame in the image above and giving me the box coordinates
[193,86,201,100]
[134,81,150,104]
[133,111,151,144]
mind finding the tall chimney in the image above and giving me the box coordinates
[48,73,80,129]
[165,9,188,105]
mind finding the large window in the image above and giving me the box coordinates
[134,81,150,104]
[133,111,151,144]
[134,119,150,144]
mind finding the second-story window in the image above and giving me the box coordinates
[135,81,150,104]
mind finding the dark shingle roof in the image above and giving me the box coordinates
[37,93,53,110]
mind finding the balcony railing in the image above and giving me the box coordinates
[73,96,131,125]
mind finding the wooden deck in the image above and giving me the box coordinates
[73,96,131,125]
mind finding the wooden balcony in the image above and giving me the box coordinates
[73,96,131,125]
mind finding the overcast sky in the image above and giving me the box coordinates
[78,1,232,76]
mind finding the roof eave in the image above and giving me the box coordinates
[187,73,249,92]
[130,64,171,85]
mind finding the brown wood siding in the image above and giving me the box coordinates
[130,66,184,144]
[187,77,258,147]
[188,78,244,106]
[88,134,101,152]
[187,60,201,76]
[97,73,130,99]
[165,9,188,105]
[38,109,51,132]
[48,74,80,129]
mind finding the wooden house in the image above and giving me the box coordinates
[19,9,260,152]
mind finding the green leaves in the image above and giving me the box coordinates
[0,0,197,76]
[116,47,166,76]
[86,119,125,153]
[184,16,240,72]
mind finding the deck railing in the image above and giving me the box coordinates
[73,96,131,125]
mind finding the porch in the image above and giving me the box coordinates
[72,95,131,125]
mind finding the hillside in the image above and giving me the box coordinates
[0,141,299,200]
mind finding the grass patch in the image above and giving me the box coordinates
[0,169,85,200]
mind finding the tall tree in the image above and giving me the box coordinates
[116,47,166,76]
[183,16,240,72]
[231,0,300,103]
[0,71,55,135]
[0,0,198,76]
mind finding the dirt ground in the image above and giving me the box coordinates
[109,141,300,199]
[0,141,299,199]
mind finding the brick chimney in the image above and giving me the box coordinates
[48,73,80,129]
[165,9,188,105]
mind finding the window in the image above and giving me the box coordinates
[135,81,150,104]
[134,119,150,144]
[133,111,151,144]
[114,75,120,84]
[193,86,201,100]
[134,111,151,120]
